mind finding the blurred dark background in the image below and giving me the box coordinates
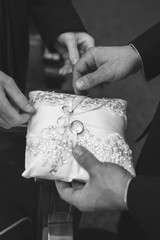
[26,0,160,234]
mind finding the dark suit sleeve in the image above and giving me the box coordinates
[127,176,160,238]
[130,21,160,80]
[29,0,86,51]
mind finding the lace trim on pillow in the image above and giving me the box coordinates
[29,91,127,120]
[26,125,134,176]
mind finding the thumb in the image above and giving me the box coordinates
[75,67,107,90]
[72,145,100,175]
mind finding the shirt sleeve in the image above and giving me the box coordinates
[29,0,86,51]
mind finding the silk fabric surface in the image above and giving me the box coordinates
[22,91,135,182]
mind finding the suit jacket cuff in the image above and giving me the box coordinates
[130,21,160,81]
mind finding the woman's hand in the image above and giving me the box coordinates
[55,32,95,75]
[0,71,34,129]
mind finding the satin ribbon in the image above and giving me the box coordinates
[56,96,87,147]
[56,95,114,148]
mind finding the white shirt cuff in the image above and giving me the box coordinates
[129,43,145,79]
[124,177,133,209]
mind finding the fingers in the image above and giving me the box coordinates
[77,33,95,52]
[0,116,12,129]
[1,72,34,114]
[55,180,82,206]
[57,33,95,81]
[72,145,101,176]
[58,32,95,66]
[0,71,34,128]
[73,65,108,92]
[72,50,96,93]
[58,33,80,65]
[59,58,72,76]
[56,145,101,210]
[84,36,95,50]
[0,91,30,127]
[65,36,80,65]
[75,72,98,90]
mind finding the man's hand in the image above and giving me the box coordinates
[55,32,94,75]
[0,71,34,129]
[73,45,142,94]
[55,145,133,212]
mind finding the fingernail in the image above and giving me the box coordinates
[76,79,84,89]
[72,58,78,65]
[73,145,85,157]
[26,104,35,112]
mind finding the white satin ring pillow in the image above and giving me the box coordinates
[22,91,135,182]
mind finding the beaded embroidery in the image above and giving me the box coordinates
[29,91,127,121]
[26,125,134,176]
[26,125,73,173]
[23,91,135,181]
